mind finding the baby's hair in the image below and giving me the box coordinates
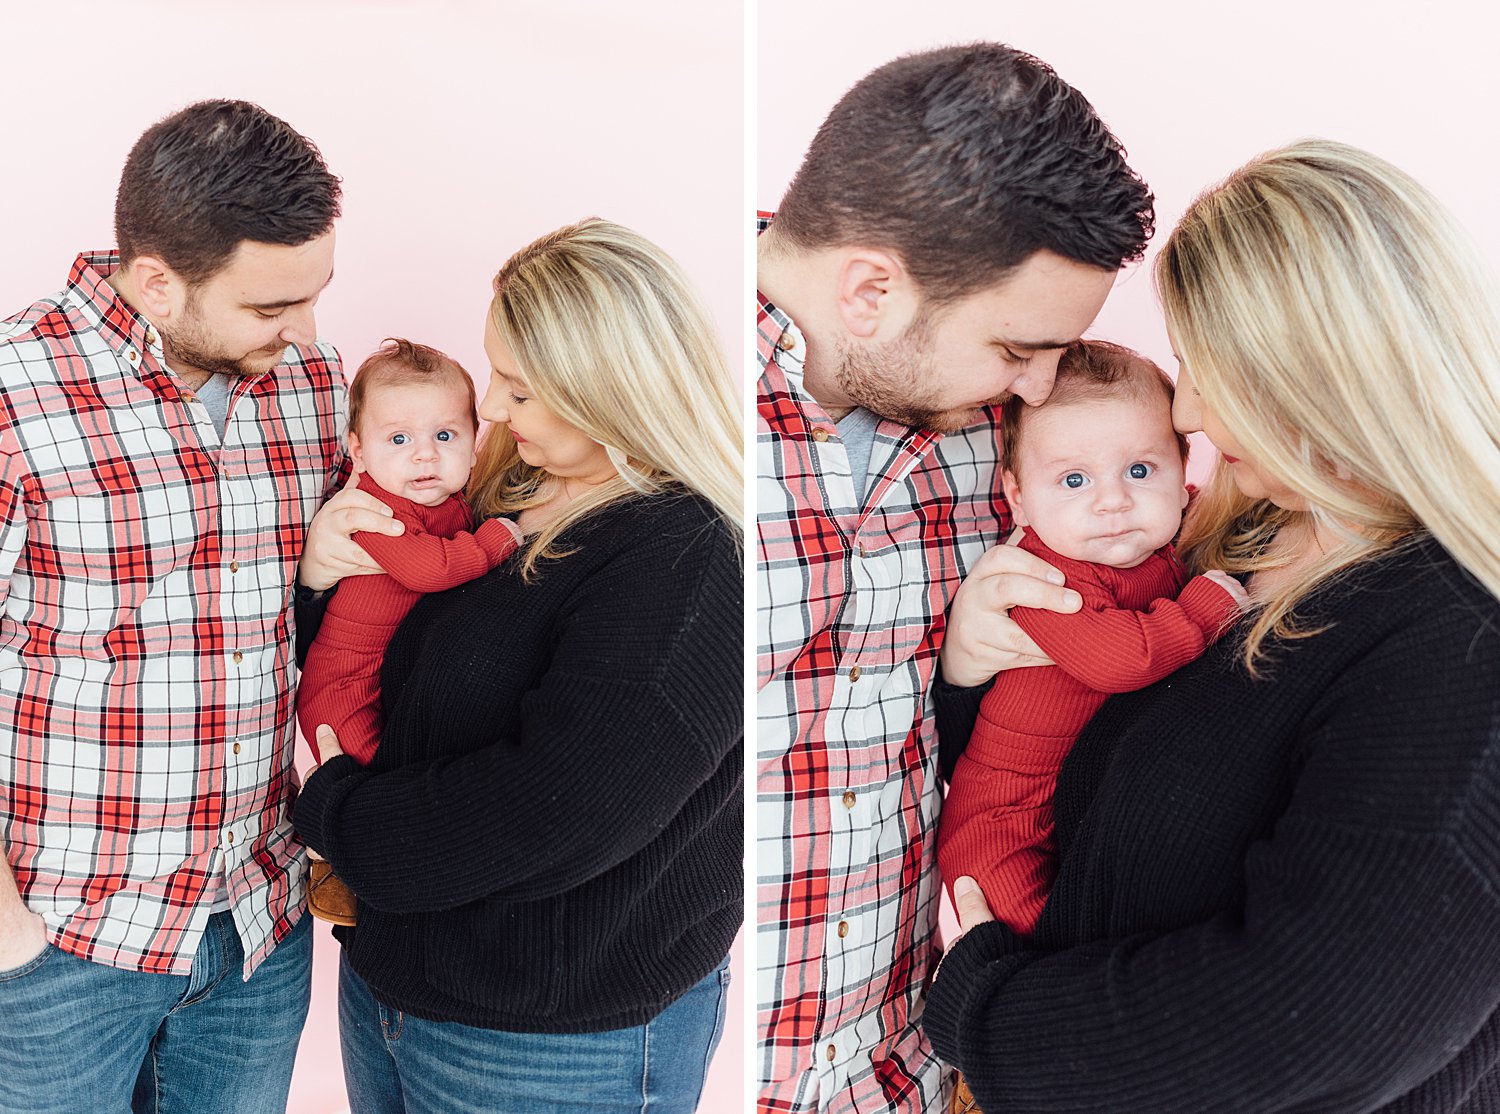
[1000,339,1187,477]
[346,337,479,438]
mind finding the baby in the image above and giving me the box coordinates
[297,338,521,924]
[938,340,1248,936]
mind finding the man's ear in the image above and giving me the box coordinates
[832,249,917,340]
[123,254,188,320]
[1002,469,1029,527]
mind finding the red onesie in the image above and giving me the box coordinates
[297,472,521,764]
[938,529,1240,934]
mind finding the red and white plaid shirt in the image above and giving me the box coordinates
[0,253,345,977]
[757,218,1012,1114]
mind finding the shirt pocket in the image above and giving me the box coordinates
[26,464,208,630]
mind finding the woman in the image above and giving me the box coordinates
[927,141,1500,1112]
[292,219,742,1113]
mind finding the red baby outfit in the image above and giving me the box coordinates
[297,472,521,763]
[938,529,1240,934]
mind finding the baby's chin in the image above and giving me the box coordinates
[1054,531,1164,569]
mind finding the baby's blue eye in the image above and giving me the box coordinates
[436,430,454,442]
[1128,462,1152,480]
[1063,472,1087,489]
[391,433,409,445]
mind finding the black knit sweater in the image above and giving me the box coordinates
[926,536,1500,1112]
[293,491,743,1032]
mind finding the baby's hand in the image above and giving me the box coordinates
[1202,569,1251,610]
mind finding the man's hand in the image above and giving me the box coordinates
[0,897,48,972]
[939,536,1080,688]
[297,466,404,591]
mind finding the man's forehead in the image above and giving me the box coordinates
[211,233,335,304]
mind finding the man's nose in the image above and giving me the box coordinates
[278,304,317,346]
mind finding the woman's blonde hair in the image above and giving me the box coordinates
[1159,140,1500,672]
[469,218,742,578]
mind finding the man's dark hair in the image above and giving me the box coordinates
[773,43,1154,303]
[115,99,342,284]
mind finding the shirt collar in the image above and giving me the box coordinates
[65,251,166,379]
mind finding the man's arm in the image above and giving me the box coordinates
[936,542,1081,776]
[0,442,48,968]
[296,463,405,591]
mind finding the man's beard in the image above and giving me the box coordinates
[160,306,288,380]
[832,309,1002,434]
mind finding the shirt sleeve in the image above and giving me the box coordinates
[1011,573,1240,694]
[292,514,742,912]
[353,516,521,593]
[922,603,1500,1113]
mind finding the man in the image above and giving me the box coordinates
[757,44,1155,1112]
[0,100,394,1113]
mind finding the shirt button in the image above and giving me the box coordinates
[826,1043,837,1062]
[229,560,240,573]
[146,329,158,347]
[811,428,830,443]
[232,650,244,664]
[837,920,849,939]
[841,790,856,809]
[125,348,139,364]
[849,665,862,682]
[232,742,241,755]
[777,331,796,352]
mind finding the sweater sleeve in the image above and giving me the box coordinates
[923,601,1500,1113]
[352,514,521,594]
[1010,573,1239,694]
[293,508,742,911]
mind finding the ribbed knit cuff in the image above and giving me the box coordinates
[923,919,1029,1070]
[1178,575,1244,640]
[291,753,361,860]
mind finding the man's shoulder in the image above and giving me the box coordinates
[278,339,343,388]
[0,290,84,357]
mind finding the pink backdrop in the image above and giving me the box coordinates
[0,3,744,1112]
[759,0,1500,486]
[757,0,1500,955]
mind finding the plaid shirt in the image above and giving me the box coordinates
[0,253,345,977]
[756,218,1011,1113]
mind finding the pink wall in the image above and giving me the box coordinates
[0,3,743,1112]
[758,0,1500,485]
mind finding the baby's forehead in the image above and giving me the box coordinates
[1017,393,1178,460]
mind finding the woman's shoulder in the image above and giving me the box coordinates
[1327,534,1498,616]
[573,488,737,555]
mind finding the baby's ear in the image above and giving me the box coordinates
[347,429,365,470]
[1001,469,1029,527]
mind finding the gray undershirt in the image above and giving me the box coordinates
[195,373,231,441]
[837,406,881,506]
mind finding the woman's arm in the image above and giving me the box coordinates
[293,510,741,911]
[924,610,1500,1113]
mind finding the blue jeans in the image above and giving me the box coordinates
[339,951,731,1113]
[0,910,312,1114]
